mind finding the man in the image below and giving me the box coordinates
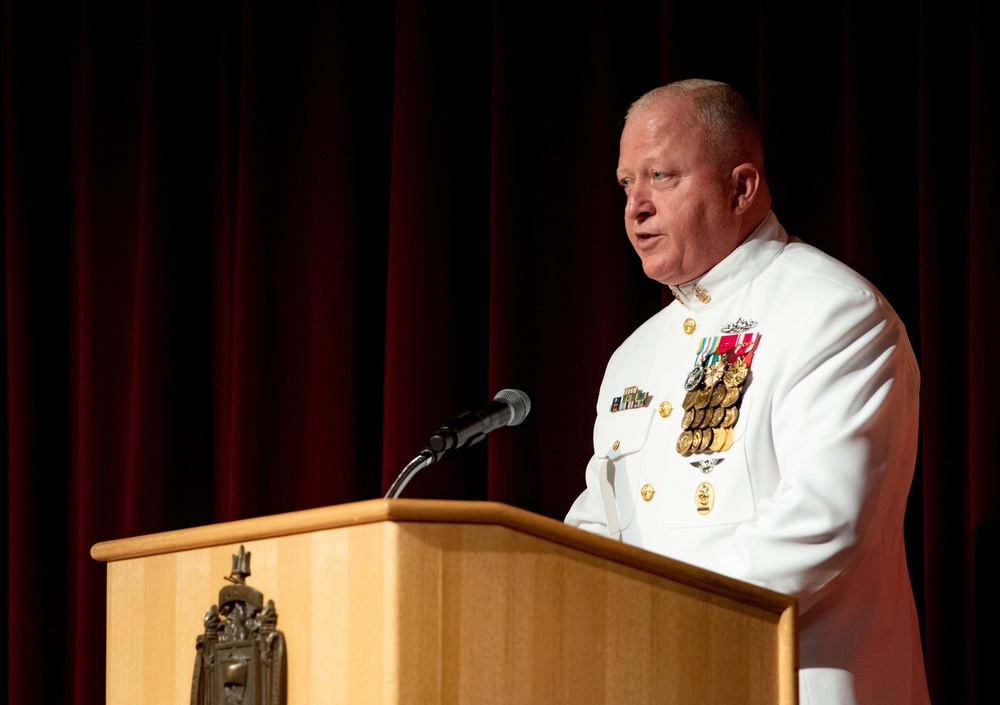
[566,80,930,705]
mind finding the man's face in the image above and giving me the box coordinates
[616,98,741,286]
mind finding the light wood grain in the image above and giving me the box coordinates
[96,499,797,704]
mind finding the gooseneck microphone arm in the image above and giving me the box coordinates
[384,449,436,500]
[384,389,531,500]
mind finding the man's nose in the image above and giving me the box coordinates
[625,185,653,221]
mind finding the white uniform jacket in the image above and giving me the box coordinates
[566,212,930,705]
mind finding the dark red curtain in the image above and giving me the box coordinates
[3,1,995,703]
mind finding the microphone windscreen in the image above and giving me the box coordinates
[494,389,531,426]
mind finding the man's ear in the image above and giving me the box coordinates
[731,163,762,214]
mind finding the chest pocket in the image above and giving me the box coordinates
[593,404,657,533]
[593,404,657,458]
[647,396,757,528]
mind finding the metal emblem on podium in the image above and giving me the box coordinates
[191,546,287,705]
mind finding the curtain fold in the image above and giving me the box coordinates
[3,1,997,703]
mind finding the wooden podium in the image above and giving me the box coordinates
[91,499,797,704]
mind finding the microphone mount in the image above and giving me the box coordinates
[384,389,531,499]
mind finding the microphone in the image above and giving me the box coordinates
[427,388,531,454]
[384,389,531,499]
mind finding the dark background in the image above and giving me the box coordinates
[3,1,995,702]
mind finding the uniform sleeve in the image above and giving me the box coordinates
[730,286,920,611]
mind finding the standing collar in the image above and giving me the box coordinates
[668,211,787,310]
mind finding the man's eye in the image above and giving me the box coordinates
[653,171,666,180]
[619,178,631,189]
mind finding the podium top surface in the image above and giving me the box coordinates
[90,498,794,616]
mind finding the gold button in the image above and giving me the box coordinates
[683,318,696,335]
[658,401,672,418]
[640,484,655,501]
[612,439,620,451]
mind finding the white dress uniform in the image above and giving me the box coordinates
[566,212,930,705]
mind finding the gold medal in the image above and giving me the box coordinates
[721,427,734,451]
[682,389,698,410]
[681,408,695,430]
[710,384,726,408]
[698,428,713,451]
[695,387,712,409]
[722,406,739,428]
[676,431,694,455]
[721,385,740,408]
[709,427,726,451]
[723,357,749,388]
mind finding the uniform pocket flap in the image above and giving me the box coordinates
[593,405,656,458]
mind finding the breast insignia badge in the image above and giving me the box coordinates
[695,482,715,515]
[720,317,758,334]
[691,458,724,474]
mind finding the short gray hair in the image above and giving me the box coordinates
[626,79,763,172]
